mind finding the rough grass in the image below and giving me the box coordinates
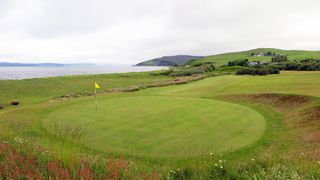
[0,71,175,106]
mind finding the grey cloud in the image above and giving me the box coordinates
[1,0,320,63]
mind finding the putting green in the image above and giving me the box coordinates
[43,96,266,158]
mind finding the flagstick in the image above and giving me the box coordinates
[95,87,98,111]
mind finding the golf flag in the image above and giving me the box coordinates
[94,82,101,111]
[95,82,101,89]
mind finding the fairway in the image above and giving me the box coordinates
[42,96,265,158]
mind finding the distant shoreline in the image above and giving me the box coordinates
[0,65,167,80]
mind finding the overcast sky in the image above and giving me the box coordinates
[1,0,320,64]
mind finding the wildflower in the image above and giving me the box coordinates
[209,152,213,156]
[14,137,24,144]
[220,166,223,169]
[177,168,181,171]
[251,158,255,161]
[219,160,223,163]
[223,159,226,162]
[214,163,218,166]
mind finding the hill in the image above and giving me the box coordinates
[188,48,320,66]
[136,55,203,66]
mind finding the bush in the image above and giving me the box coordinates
[228,59,249,66]
[267,61,320,71]
[10,100,19,106]
[271,55,288,62]
[0,105,4,109]
[236,68,280,76]
[192,62,215,67]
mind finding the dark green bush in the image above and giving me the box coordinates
[228,59,249,66]
[267,61,320,71]
[271,55,288,62]
[236,68,280,76]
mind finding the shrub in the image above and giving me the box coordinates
[0,105,4,109]
[267,61,320,71]
[10,100,19,106]
[192,62,215,67]
[228,59,249,66]
[271,55,288,62]
[236,68,279,76]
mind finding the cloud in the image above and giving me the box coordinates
[0,0,320,64]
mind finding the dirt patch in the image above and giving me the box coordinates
[226,93,310,109]
[302,106,320,124]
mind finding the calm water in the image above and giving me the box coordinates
[0,65,166,80]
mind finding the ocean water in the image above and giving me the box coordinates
[0,65,166,80]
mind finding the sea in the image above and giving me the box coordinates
[0,65,166,80]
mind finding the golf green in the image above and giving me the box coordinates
[42,95,266,158]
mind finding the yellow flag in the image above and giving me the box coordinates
[95,82,101,89]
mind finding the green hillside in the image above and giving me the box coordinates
[137,55,203,66]
[188,48,320,66]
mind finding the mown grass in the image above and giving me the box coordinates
[41,96,265,158]
[142,71,320,98]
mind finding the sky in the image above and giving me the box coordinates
[1,0,320,64]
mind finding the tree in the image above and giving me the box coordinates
[271,55,288,62]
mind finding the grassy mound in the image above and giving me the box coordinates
[42,96,265,158]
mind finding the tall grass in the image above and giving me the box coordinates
[0,139,131,179]
[1,137,320,179]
